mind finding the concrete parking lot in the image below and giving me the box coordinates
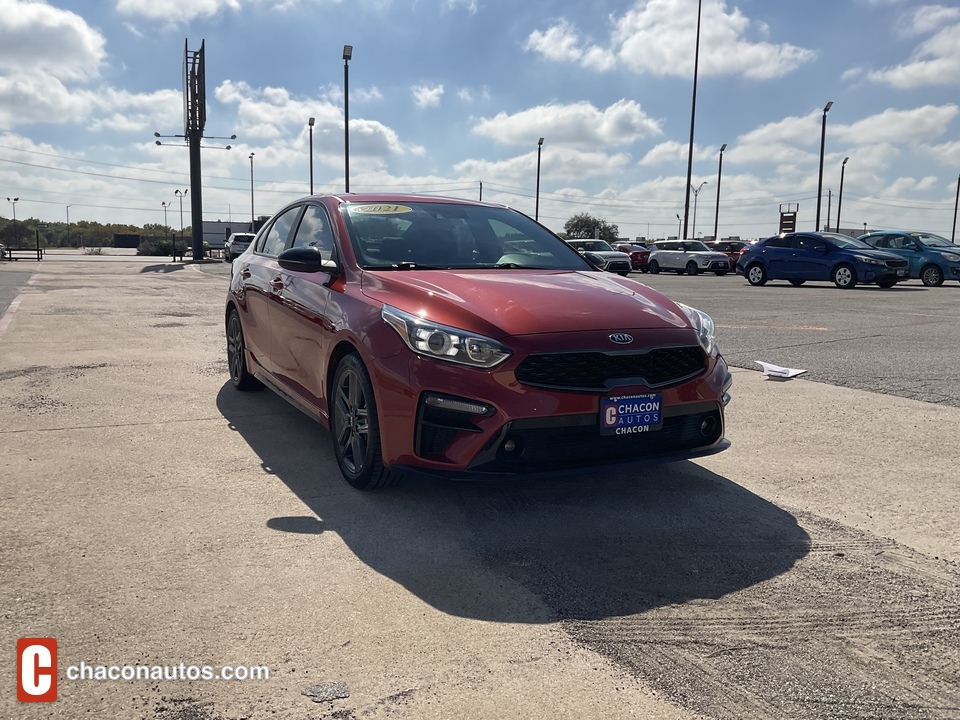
[2,253,958,719]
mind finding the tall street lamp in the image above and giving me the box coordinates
[815,100,833,232]
[713,143,727,242]
[308,117,315,195]
[952,173,959,244]
[343,44,353,193]
[535,137,544,221]
[248,153,255,228]
[682,0,704,240]
[161,201,170,230]
[6,196,18,221]
[676,213,682,240]
[66,204,72,247]
[836,157,849,233]
[175,188,188,259]
[691,181,708,241]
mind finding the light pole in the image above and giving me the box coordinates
[836,157,849,233]
[535,137,544,221]
[161,201,169,230]
[676,213,682,240]
[248,153,255,228]
[343,44,353,193]
[952,173,959,243]
[682,0,703,240]
[175,188,188,260]
[816,100,833,232]
[690,181,708,241]
[6,197,18,221]
[713,143,726,242]
[308,117,315,195]
[66,204,72,247]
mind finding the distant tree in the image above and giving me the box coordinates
[562,213,620,241]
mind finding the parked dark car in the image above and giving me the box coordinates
[611,242,651,272]
[859,230,960,286]
[703,240,748,267]
[736,232,909,289]
[226,194,732,490]
[224,232,256,262]
[566,239,633,276]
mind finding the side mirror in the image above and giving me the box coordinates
[278,246,341,277]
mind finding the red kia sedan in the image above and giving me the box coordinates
[225,194,732,490]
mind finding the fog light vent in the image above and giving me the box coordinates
[424,394,492,416]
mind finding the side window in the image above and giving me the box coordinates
[765,236,792,249]
[259,206,302,257]
[896,235,915,250]
[796,236,822,252]
[871,235,889,249]
[291,205,334,260]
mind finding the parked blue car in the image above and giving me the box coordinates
[736,232,909,289]
[858,230,960,287]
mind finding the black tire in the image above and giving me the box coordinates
[331,353,401,491]
[226,309,264,391]
[685,261,699,276]
[832,263,857,289]
[920,264,944,287]
[648,260,660,274]
[877,280,897,288]
[789,279,806,286]
[746,263,767,286]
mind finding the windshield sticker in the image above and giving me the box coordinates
[348,204,413,215]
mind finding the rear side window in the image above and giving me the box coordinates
[258,206,302,256]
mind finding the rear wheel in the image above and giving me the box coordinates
[920,264,944,287]
[832,264,857,289]
[746,264,767,286]
[226,309,264,391]
[648,260,660,274]
[331,353,401,491]
[789,279,806,286]
[685,261,699,276]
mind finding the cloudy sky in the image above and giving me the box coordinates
[1,0,959,241]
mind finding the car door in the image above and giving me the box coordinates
[892,234,924,277]
[237,205,303,375]
[662,242,682,270]
[269,204,339,412]
[792,234,831,280]
[759,235,794,279]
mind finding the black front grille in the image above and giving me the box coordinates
[515,346,705,391]
[885,259,908,268]
[468,407,723,474]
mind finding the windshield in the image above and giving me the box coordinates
[341,201,594,271]
[911,232,955,248]
[825,234,873,249]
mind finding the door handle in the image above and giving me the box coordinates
[240,268,251,279]
[271,277,285,291]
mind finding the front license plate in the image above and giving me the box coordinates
[600,393,662,436]
[897,268,906,276]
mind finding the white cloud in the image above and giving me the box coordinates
[867,6,960,87]
[0,0,106,81]
[472,100,661,148]
[923,140,960,166]
[412,83,444,108]
[455,148,631,182]
[833,105,958,145]
[525,0,815,79]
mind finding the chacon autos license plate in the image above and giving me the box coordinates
[599,393,663,436]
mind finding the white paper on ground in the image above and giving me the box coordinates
[755,360,808,378]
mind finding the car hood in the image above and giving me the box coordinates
[842,248,904,261]
[360,270,690,339]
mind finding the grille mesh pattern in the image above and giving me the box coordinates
[515,346,705,390]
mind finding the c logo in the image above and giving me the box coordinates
[17,638,57,702]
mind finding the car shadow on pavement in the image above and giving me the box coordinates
[139,263,186,273]
[217,383,810,623]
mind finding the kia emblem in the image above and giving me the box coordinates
[609,333,633,344]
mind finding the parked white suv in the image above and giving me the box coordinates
[224,232,256,263]
[647,240,731,276]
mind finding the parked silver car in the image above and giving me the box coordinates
[566,240,632,276]
[647,240,731,276]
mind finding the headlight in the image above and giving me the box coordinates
[939,252,960,262]
[852,254,886,265]
[676,303,716,355]
[381,305,511,368]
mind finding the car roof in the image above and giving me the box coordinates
[308,192,505,210]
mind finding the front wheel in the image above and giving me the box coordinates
[331,353,401,491]
[746,263,767,286]
[226,309,264,391]
[920,264,944,287]
[648,260,660,274]
[832,264,857,289]
[685,261,699,276]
